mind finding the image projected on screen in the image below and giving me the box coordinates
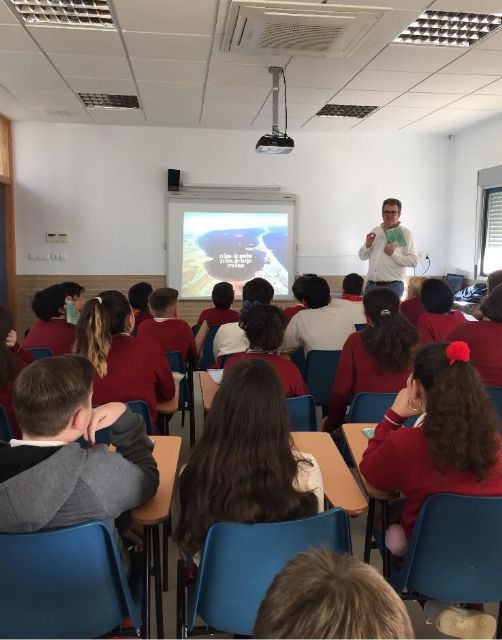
[182,211,288,297]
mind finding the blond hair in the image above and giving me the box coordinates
[407,276,424,299]
[253,548,414,639]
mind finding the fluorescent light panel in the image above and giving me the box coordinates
[78,93,140,109]
[8,0,114,27]
[394,10,502,47]
[316,104,378,118]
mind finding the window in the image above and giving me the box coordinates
[481,187,502,276]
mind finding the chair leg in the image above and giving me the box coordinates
[364,498,375,563]
[497,602,502,639]
[163,518,171,592]
[176,559,186,639]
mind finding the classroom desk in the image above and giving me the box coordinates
[156,383,179,417]
[199,370,218,412]
[342,423,397,578]
[131,435,182,639]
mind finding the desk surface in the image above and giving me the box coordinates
[131,435,182,525]
[342,423,397,501]
[200,371,218,412]
[292,432,367,516]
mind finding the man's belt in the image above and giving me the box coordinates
[369,280,401,286]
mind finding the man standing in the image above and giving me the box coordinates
[358,198,418,298]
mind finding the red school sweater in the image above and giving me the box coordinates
[224,352,308,398]
[360,408,502,539]
[417,310,467,344]
[326,330,411,431]
[196,308,240,326]
[23,318,76,355]
[91,334,175,421]
[400,297,425,327]
[446,320,502,387]
[137,318,198,364]
[283,304,304,323]
[0,352,29,439]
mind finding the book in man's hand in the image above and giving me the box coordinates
[385,226,407,247]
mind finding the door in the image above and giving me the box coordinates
[0,184,7,305]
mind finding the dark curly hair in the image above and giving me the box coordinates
[241,305,286,353]
[420,278,453,314]
[362,288,419,372]
[480,282,502,322]
[415,342,500,480]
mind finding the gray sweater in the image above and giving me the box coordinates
[0,409,159,533]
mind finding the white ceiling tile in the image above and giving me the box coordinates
[144,103,200,125]
[27,106,88,122]
[204,83,270,103]
[0,24,38,52]
[330,89,402,106]
[346,70,428,91]
[411,73,499,93]
[447,94,502,109]
[138,81,203,104]
[286,43,386,71]
[0,72,66,91]
[259,96,323,118]
[285,87,335,104]
[367,44,464,73]
[355,119,411,130]
[49,54,131,79]
[200,112,254,128]
[475,78,502,95]
[215,0,229,36]
[203,98,264,117]
[283,66,356,90]
[442,50,502,76]
[0,2,17,24]
[403,119,459,133]
[478,29,502,52]
[210,38,291,66]
[326,1,427,7]
[302,116,360,131]
[368,106,434,120]
[390,92,463,108]
[251,116,306,131]
[27,25,123,56]
[0,84,33,119]
[66,76,136,94]
[10,89,82,109]
[207,63,273,86]
[426,107,497,121]
[123,32,211,61]
[364,10,426,45]
[0,51,52,74]
[131,58,206,83]
[88,109,146,124]
[115,0,217,35]
[431,0,502,12]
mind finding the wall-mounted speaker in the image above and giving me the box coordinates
[168,168,181,192]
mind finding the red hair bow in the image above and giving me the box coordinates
[446,341,470,365]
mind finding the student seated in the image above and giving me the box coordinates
[253,548,414,639]
[213,277,274,360]
[23,284,76,355]
[224,305,308,398]
[62,281,85,325]
[326,288,419,431]
[282,276,354,355]
[174,359,323,559]
[333,272,365,327]
[446,283,502,387]
[400,276,425,326]
[283,274,314,323]
[128,282,153,333]
[75,291,175,422]
[473,269,502,320]
[417,278,467,343]
[137,287,197,365]
[196,282,240,326]
[0,354,159,537]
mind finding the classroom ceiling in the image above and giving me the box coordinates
[1,0,502,134]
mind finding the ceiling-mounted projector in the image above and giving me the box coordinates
[256,66,294,155]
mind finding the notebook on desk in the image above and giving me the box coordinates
[362,427,375,440]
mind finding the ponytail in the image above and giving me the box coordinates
[415,342,500,480]
[362,288,419,372]
[75,290,131,377]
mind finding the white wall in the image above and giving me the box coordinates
[13,121,450,277]
[446,113,502,278]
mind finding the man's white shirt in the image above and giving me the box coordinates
[358,224,418,282]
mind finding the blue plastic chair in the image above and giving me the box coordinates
[392,494,502,634]
[0,520,141,639]
[0,404,13,441]
[166,352,195,444]
[79,400,153,447]
[355,323,367,331]
[177,508,351,637]
[303,350,341,407]
[349,392,416,428]
[290,347,306,375]
[26,347,54,360]
[287,395,317,431]
[219,352,238,368]
[487,387,502,424]
[192,325,220,370]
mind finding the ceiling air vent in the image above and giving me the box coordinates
[317,104,378,118]
[78,93,140,109]
[221,1,392,57]
[8,0,114,28]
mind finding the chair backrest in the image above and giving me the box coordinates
[189,508,351,636]
[354,323,367,332]
[393,494,502,603]
[0,404,13,440]
[287,395,317,431]
[349,392,416,427]
[26,347,54,360]
[289,347,306,376]
[0,521,140,639]
[80,400,153,447]
[219,353,238,368]
[487,387,502,424]
[303,350,341,406]
[166,352,190,408]
[193,325,220,370]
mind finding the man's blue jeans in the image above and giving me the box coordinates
[364,280,405,298]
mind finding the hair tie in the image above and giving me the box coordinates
[380,308,391,317]
[94,296,102,304]
[446,341,470,365]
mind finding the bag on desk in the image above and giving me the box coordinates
[454,282,486,303]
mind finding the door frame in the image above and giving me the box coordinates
[0,114,16,323]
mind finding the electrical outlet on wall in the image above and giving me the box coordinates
[46,232,57,243]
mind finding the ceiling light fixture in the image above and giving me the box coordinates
[316,104,378,118]
[394,10,502,47]
[78,93,140,109]
[7,0,114,28]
